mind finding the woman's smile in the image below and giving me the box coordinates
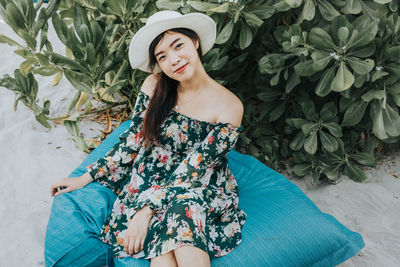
[175,63,188,73]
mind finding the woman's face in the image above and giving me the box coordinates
[153,31,200,81]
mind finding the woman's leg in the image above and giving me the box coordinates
[150,251,178,267]
[174,245,210,267]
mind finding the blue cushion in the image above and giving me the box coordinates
[45,120,364,266]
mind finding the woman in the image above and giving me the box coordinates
[50,11,247,267]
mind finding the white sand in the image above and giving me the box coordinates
[1,20,399,267]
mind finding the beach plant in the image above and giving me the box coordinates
[1,0,400,185]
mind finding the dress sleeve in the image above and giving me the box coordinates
[129,123,243,213]
[85,90,149,194]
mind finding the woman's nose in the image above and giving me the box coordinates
[169,52,181,65]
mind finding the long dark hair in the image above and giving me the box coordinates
[140,28,203,147]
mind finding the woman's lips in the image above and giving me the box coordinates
[175,63,187,73]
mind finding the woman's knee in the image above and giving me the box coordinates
[150,250,177,267]
[174,245,210,267]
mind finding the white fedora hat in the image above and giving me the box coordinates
[128,11,216,73]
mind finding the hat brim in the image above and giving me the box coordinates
[128,13,216,73]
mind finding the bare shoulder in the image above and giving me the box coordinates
[140,73,161,98]
[213,85,244,128]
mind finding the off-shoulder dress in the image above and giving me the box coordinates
[86,89,247,260]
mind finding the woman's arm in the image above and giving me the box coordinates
[85,74,158,194]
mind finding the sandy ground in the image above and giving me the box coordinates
[1,19,399,267]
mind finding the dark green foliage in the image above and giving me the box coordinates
[1,0,400,183]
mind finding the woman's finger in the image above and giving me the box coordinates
[51,179,68,189]
[54,186,70,196]
[123,235,129,253]
[141,237,145,252]
[128,237,135,255]
[134,237,141,254]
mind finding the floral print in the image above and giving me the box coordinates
[86,90,247,260]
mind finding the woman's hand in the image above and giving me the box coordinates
[124,205,155,256]
[50,172,93,197]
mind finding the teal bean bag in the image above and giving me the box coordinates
[44,120,364,266]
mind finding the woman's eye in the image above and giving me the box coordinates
[176,43,183,49]
[158,55,165,61]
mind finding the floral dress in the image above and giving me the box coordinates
[86,89,247,260]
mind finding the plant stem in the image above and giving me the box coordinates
[46,103,124,120]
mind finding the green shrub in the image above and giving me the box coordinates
[1,0,400,184]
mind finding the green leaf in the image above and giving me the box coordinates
[293,164,310,176]
[85,43,96,66]
[78,24,91,45]
[347,19,378,49]
[342,100,368,127]
[308,28,336,50]
[331,61,354,92]
[90,20,103,50]
[5,2,27,32]
[242,11,264,28]
[20,59,36,76]
[294,60,316,77]
[270,72,280,86]
[315,66,335,97]
[286,118,309,128]
[318,0,340,21]
[155,0,182,11]
[346,57,374,75]
[105,79,127,95]
[285,71,300,93]
[68,91,81,112]
[209,2,229,13]
[321,163,342,182]
[51,13,69,45]
[300,99,318,121]
[257,89,281,102]
[258,53,285,74]
[17,29,37,50]
[337,26,349,43]
[33,66,59,76]
[372,0,392,5]
[64,120,90,152]
[35,113,52,128]
[304,130,318,154]
[269,102,285,121]
[301,122,316,135]
[301,0,315,21]
[319,102,338,121]
[290,131,306,151]
[284,0,303,8]
[0,33,23,47]
[370,100,388,139]
[44,51,88,73]
[215,20,234,44]
[345,163,366,182]
[343,0,362,14]
[382,104,400,136]
[73,4,91,39]
[361,90,386,102]
[348,43,375,58]
[36,53,50,66]
[187,1,219,12]
[239,22,252,49]
[320,131,338,152]
[322,122,343,137]
[311,51,332,71]
[250,3,275,20]
[64,70,92,93]
[350,152,376,167]
[52,72,63,86]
